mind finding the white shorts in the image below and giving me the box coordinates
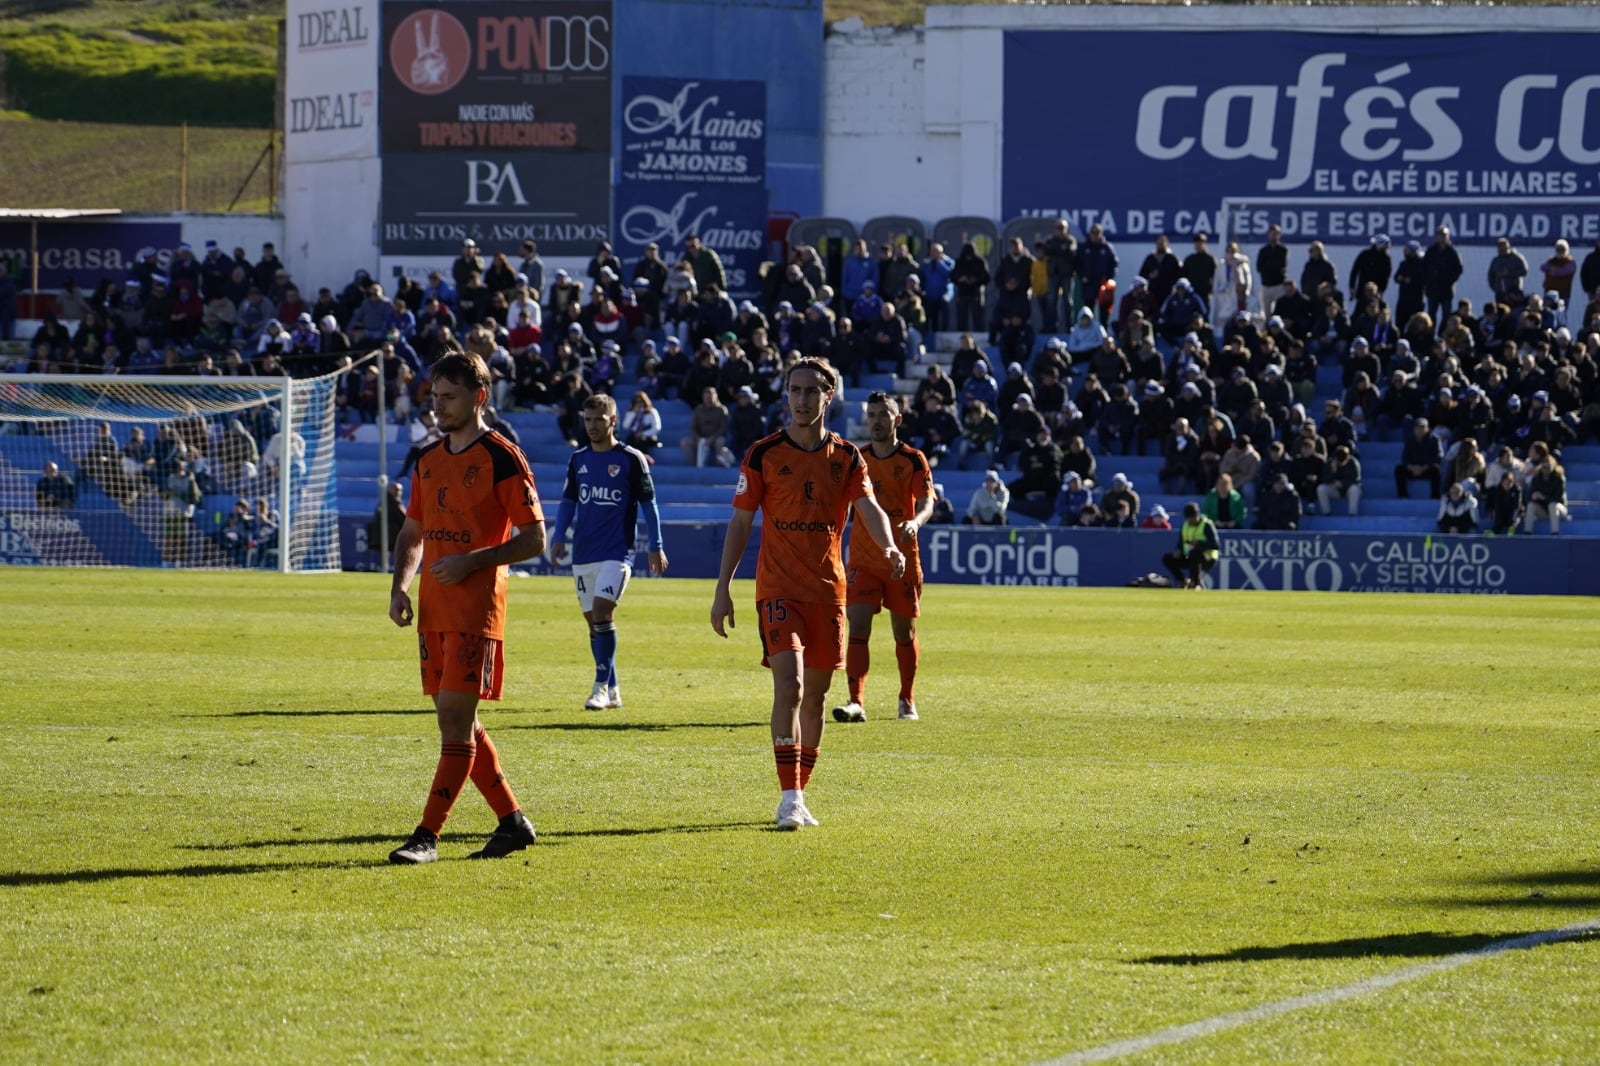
[572,560,631,613]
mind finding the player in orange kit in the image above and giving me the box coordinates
[386,352,547,864]
[710,358,905,829]
[833,391,933,723]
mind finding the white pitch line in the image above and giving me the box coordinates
[1043,917,1600,1066]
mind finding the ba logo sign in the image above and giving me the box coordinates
[464,160,527,205]
[390,10,471,96]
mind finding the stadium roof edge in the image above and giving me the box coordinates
[0,208,122,220]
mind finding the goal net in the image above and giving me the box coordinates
[0,368,351,572]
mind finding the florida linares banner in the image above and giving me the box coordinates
[1004,30,1600,244]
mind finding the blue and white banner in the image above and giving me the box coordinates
[620,77,765,187]
[1003,30,1600,244]
[613,184,767,299]
[0,221,183,292]
[918,526,1594,595]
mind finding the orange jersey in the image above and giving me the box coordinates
[853,442,932,573]
[405,430,544,638]
[733,430,872,605]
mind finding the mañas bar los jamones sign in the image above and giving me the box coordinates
[619,77,765,186]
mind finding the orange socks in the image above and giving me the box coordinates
[774,743,801,791]
[846,636,869,703]
[799,747,819,790]
[469,723,520,819]
[420,739,475,834]
[895,635,919,701]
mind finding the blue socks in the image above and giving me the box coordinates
[590,620,617,686]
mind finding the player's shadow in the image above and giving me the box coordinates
[195,708,426,718]
[0,857,390,888]
[503,720,769,732]
[1434,867,1600,910]
[1138,868,1600,965]
[176,822,768,851]
[1134,930,1530,965]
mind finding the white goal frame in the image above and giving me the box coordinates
[0,367,354,573]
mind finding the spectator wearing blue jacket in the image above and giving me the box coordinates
[1076,223,1119,326]
[841,239,879,305]
[851,282,885,332]
[1157,278,1210,344]
[958,359,999,414]
[1053,471,1092,525]
[918,243,955,340]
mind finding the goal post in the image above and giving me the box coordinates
[0,361,366,572]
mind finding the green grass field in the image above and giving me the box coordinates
[3,568,1599,1063]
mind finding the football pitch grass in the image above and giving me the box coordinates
[3,567,1599,1064]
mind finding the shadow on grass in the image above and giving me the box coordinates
[190,712,768,731]
[501,720,769,732]
[192,708,425,718]
[1438,867,1600,909]
[1134,931,1529,965]
[175,821,769,851]
[0,0,91,16]
[1140,869,1600,965]
[0,858,391,888]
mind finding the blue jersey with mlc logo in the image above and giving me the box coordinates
[560,444,658,566]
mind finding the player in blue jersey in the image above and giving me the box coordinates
[550,393,669,710]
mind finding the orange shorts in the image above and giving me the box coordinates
[846,562,922,618]
[757,598,845,671]
[419,631,504,701]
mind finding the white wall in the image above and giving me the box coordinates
[284,158,382,293]
[281,0,382,285]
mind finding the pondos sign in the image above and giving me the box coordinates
[380,1,612,154]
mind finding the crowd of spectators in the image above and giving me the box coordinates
[9,222,1600,535]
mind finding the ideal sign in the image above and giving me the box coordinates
[285,0,378,162]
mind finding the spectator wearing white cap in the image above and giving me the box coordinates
[1349,234,1393,299]
[1214,240,1253,324]
[964,470,1009,525]
[451,238,484,291]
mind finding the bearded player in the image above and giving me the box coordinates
[833,392,933,723]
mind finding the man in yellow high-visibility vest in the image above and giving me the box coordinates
[1161,501,1220,589]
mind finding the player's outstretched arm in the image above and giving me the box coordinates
[853,496,906,578]
[711,508,755,637]
[389,518,424,626]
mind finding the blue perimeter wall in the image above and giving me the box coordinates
[336,520,1600,596]
[611,0,824,220]
[666,525,1600,595]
